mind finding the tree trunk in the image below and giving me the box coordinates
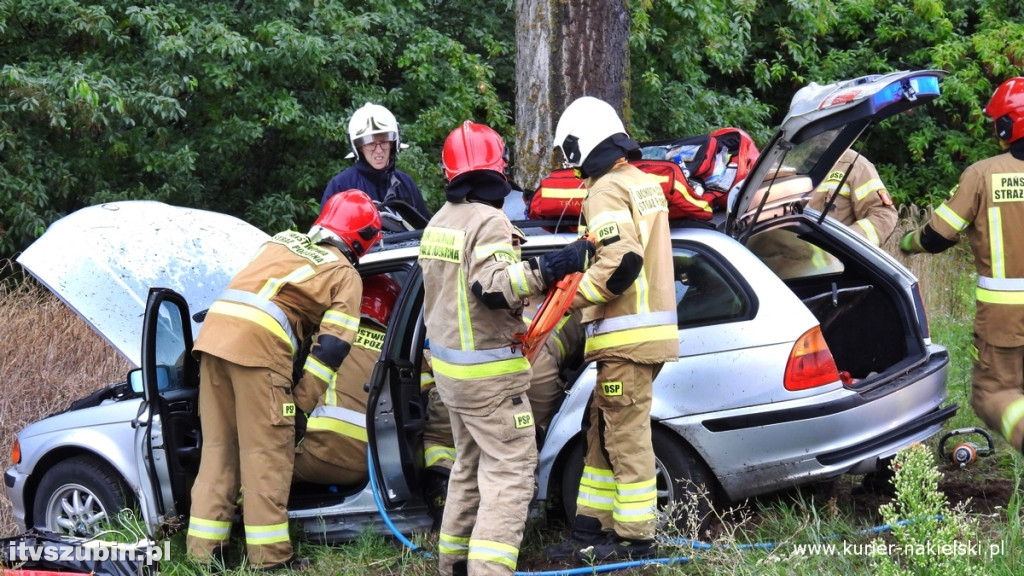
[514,0,631,193]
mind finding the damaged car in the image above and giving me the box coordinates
[4,69,955,543]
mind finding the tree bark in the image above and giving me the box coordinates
[514,0,631,192]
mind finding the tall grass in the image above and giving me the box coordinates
[0,260,132,535]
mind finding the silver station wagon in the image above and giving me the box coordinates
[4,69,955,543]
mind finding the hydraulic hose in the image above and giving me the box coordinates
[367,451,433,558]
[366,450,939,575]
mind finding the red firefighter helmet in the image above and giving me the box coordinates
[441,121,508,182]
[311,189,383,258]
[360,274,401,328]
[984,77,1024,144]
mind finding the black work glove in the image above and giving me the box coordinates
[537,236,595,285]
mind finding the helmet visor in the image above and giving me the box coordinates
[353,132,398,149]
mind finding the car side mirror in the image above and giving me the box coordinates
[129,365,172,394]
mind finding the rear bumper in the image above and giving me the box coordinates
[667,348,952,502]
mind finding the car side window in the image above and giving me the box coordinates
[675,247,746,327]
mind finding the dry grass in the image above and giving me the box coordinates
[0,260,132,535]
[886,203,976,322]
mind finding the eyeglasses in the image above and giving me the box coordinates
[363,141,392,152]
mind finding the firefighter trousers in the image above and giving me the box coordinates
[292,435,367,487]
[575,360,661,541]
[186,354,297,568]
[437,392,538,576]
[969,336,1024,451]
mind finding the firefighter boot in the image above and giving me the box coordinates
[578,535,656,562]
[541,515,608,562]
[423,465,451,530]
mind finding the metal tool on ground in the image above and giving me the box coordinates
[938,427,995,468]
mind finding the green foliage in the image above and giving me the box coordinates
[2,0,1023,265]
[874,443,985,575]
[0,0,513,260]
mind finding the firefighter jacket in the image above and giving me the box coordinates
[300,321,384,469]
[418,200,548,411]
[571,159,678,363]
[806,149,897,246]
[193,230,363,413]
[924,151,1024,347]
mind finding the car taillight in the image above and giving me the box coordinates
[784,326,840,391]
[11,438,20,465]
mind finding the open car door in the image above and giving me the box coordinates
[366,263,428,507]
[132,288,201,530]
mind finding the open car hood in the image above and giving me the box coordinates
[726,69,945,237]
[17,201,269,367]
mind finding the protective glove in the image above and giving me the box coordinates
[538,236,595,285]
[899,230,922,254]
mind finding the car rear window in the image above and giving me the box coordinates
[745,228,844,280]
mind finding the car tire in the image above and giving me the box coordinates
[560,426,716,536]
[33,455,133,537]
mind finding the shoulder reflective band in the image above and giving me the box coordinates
[213,289,299,353]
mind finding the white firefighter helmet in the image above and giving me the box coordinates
[348,102,401,159]
[553,96,627,168]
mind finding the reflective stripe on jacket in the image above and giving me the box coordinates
[573,161,678,363]
[928,151,1024,347]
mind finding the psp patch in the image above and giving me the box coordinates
[282,403,296,417]
[514,412,534,429]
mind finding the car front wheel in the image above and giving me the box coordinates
[560,426,716,536]
[33,455,133,537]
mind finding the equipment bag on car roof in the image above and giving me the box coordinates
[642,127,760,211]
[528,159,713,223]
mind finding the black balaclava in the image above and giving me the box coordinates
[579,133,642,179]
[446,170,512,209]
[1010,138,1024,160]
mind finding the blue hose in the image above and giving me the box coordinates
[366,452,937,575]
[367,451,433,558]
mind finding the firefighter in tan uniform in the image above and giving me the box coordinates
[185,189,382,572]
[806,148,898,246]
[420,120,594,576]
[420,305,584,519]
[901,77,1024,453]
[545,96,678,563]
[292,274,400,486]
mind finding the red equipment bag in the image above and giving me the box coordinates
[709,127,759,189]
[630,159,712,221]
[644,127,760,211]
[528,168,586,221]
[528,160,713,222]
